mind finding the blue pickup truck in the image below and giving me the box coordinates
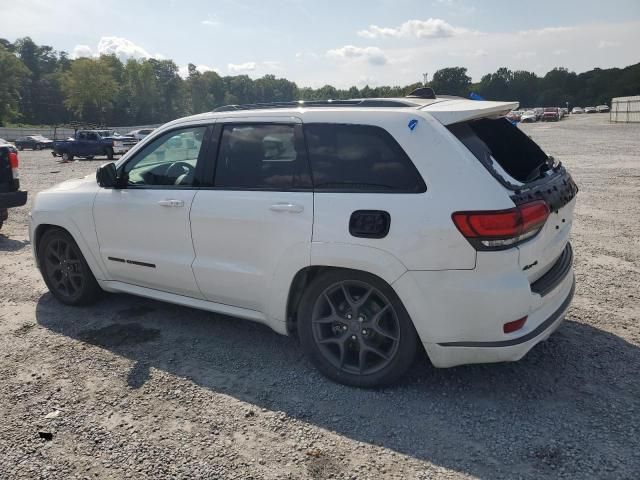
[52,130,137,162]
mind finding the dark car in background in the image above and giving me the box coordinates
[0,140,27,231]
[15,135,54,151]
[542,107,561,121]
[52,130,137,162]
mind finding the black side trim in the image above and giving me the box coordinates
[531,243,573,297]
[107,256,125,263]
[126,260,156,268]
[438,278,575,348]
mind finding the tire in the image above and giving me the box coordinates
[105,147,114,160]
[17,145,23,151]
[297,269,418,388]
[38,228,101,306]
[61,151,73,162]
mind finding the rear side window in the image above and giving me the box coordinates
[214,124,307,190]
[304,124,425,192]
[448,118,548,184]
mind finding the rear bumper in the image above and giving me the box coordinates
[393,242,575,368]
[425,275,574,367]
[0,190,28,209]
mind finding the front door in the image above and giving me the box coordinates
[190,121,313,314]
[93,125,210,298]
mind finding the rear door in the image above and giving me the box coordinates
[190,119,313,313]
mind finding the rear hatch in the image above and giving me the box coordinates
[427,100,577,284]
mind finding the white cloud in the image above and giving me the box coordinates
[71,45,93,59]
[553,48,569,55]
[178,64,219,78]
[326,45,388,66]
[514,51,537,59]
[598,40,621,48]
[228,62,257,73]
[357,18,465,39]
[262,60,282,70]
[201,17,220,27]
[71,36,162,61]
[97,36,152,60]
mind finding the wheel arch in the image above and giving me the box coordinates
[33,221,107,280]
[285,265,409,336]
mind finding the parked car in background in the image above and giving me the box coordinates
[584,106,597,114]
[571,107,584,114]
[520,110,537,123]
[542,107,561,121]
[0,140,27,231]
[560,108,569,116]
[127,128,155,141]
[533,108,544,120]
[30,91,578,387]
[52,130,137,162]
[597,105,610,113]
[15,135,54,151]
[506,110,523,122]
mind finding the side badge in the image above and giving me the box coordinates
[408,119,418,131]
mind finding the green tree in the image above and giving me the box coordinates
[429,67,471,96]
[0,46,29,125]
[61,57,119,123]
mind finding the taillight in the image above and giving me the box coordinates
[452,200,549,250]
[8,151,19,179]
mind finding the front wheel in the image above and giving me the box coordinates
[105,147,114,160]
[38,228,101,306]
[61,151,73,162]
[298,270,418,387]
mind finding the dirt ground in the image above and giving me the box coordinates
[0,113,638,479]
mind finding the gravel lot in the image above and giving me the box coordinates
[1,113,638,479]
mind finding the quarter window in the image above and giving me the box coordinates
[214,124,304,189]
[123,126,206,187]
[304,124,425,192]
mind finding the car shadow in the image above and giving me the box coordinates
[35,292,639,478]
[0,235,30,252]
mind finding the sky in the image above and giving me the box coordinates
[2,0,640,88]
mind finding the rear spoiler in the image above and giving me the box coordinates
[420,99,519,125]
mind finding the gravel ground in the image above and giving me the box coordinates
[0,113,638,479]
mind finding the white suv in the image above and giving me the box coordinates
[30,89,578,387]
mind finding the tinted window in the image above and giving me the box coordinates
[123,126,206,187]
[304,124,425,192]
[214,124,303,189]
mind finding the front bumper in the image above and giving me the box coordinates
[0,190,28,209]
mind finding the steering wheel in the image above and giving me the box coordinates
[165,161,195,184]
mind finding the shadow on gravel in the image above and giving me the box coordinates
[0,235,30,252]
[35,292,640,478]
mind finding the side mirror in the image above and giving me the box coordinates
[96,162,119,188]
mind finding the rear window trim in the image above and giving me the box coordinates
[303,122,427,194]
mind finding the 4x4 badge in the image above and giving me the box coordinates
[408,119,418,131]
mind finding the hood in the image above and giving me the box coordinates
[46,174,98,193]
[420,99,519,125]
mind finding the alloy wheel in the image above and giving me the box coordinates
[311,280,401,376]
[44,237,85,301]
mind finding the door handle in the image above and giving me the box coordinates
[269,203,304,213]
[158,199,184,207]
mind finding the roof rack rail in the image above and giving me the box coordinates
[406,87,436,99]
[213,98,418,112]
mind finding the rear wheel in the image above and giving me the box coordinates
[298,269,418,387]
[17,145,23,151]
[38,228,101,306]
[105,147,114,160]
[61,151,73,162]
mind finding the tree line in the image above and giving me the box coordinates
[1,37,639,127]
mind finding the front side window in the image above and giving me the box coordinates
[304,124,425,192]
[122,126,206,187]
[214,124,303,189]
